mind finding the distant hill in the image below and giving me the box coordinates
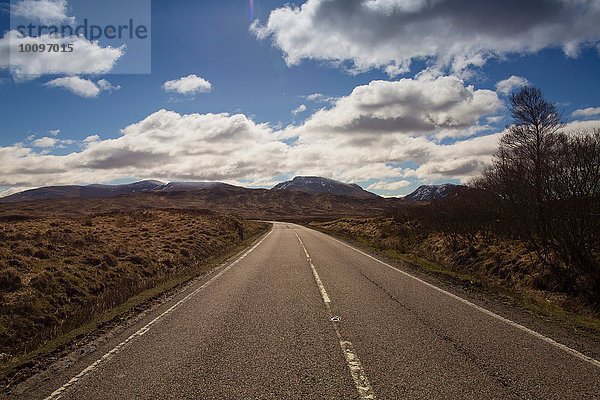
[404,184,458,201]
[272,176,379,199]
[0,180,241,203]
[0,185,402,220]
[0,177,383,217]
[0,180,165,202]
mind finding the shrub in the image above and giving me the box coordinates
[0,267,23,292]
[33,250,50,259]
[102,254,118,267]
[30,271,57,292]
[82,215,93,227]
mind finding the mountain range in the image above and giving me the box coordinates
[0,177,457,203]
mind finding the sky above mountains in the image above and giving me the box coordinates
[1,0,599,197]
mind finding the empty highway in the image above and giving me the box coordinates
[11,223,600,399]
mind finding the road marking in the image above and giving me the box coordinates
[316,228,600,370]
[44,229,273,400]
[309,257,331,303]
[293,230,376,400]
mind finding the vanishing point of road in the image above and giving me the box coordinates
[11,223,600,399]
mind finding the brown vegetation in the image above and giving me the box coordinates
[472,86,600,300]
[0,206,267,358]
[312,216,599,333]
[0,185,399,222]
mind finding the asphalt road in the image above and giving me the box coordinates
[13,222,600,399]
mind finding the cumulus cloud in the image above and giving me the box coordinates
[402,119,600,182]
[0,31,124,80]
[163,74,212,95]
[45,76,99,97]
[402,134,502,182]
[252,0,600,75]
[44,76,119,97]
[367,180,410,191]
[291,104,307,115]
[293,74,502,139]
[32,137,59,148]
[84,135,101,143]
[97,79,121,93]
[10,0,74,24]
[48,129,61,136]
[572,107,600,118]
[277,74,504,184]
[0,110,288,191]
[496,76,530,95]
[561,119,600,132]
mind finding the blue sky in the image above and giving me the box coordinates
[1,0,599,197]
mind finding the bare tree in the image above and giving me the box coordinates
[473,86,600,298]
[477,87,563,269]
[548,129,600,295]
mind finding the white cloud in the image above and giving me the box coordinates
[402,119,600,182]
[291,104,307,115]
[561,119,600,132]
[163,74,212,95]
[495,76,530,95]
[367,180,411,191]
[279,75,503,184]
[10,0,74,24]
[293,74,502,139]
[32,137,58,148]
[304,93,337,104]
[486,116,503,124]
[0,31,124,80]
[97,79,121,93]
[44,77,119,98]
[400,133,503,182]
[0,110,288,191]
[45,76,100,97]
[48,129,61,136]
[84,134,101,143]
[572,107,600,118]
[252,0,600,75]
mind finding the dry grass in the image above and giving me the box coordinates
[0,207,267,359]
[312,217,600,338]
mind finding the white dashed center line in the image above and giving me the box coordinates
[294,230,376,400]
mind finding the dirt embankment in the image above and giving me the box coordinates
[0,208,268,358]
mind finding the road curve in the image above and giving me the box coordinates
[11,222,600,399]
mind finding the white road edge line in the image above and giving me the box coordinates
[44,228,274,400]
[315,228,600,369]
[293,230,376,400]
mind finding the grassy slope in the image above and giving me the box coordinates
[311,217,600,338]
[0,207,269,369]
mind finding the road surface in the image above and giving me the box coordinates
[12,222,600,399]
